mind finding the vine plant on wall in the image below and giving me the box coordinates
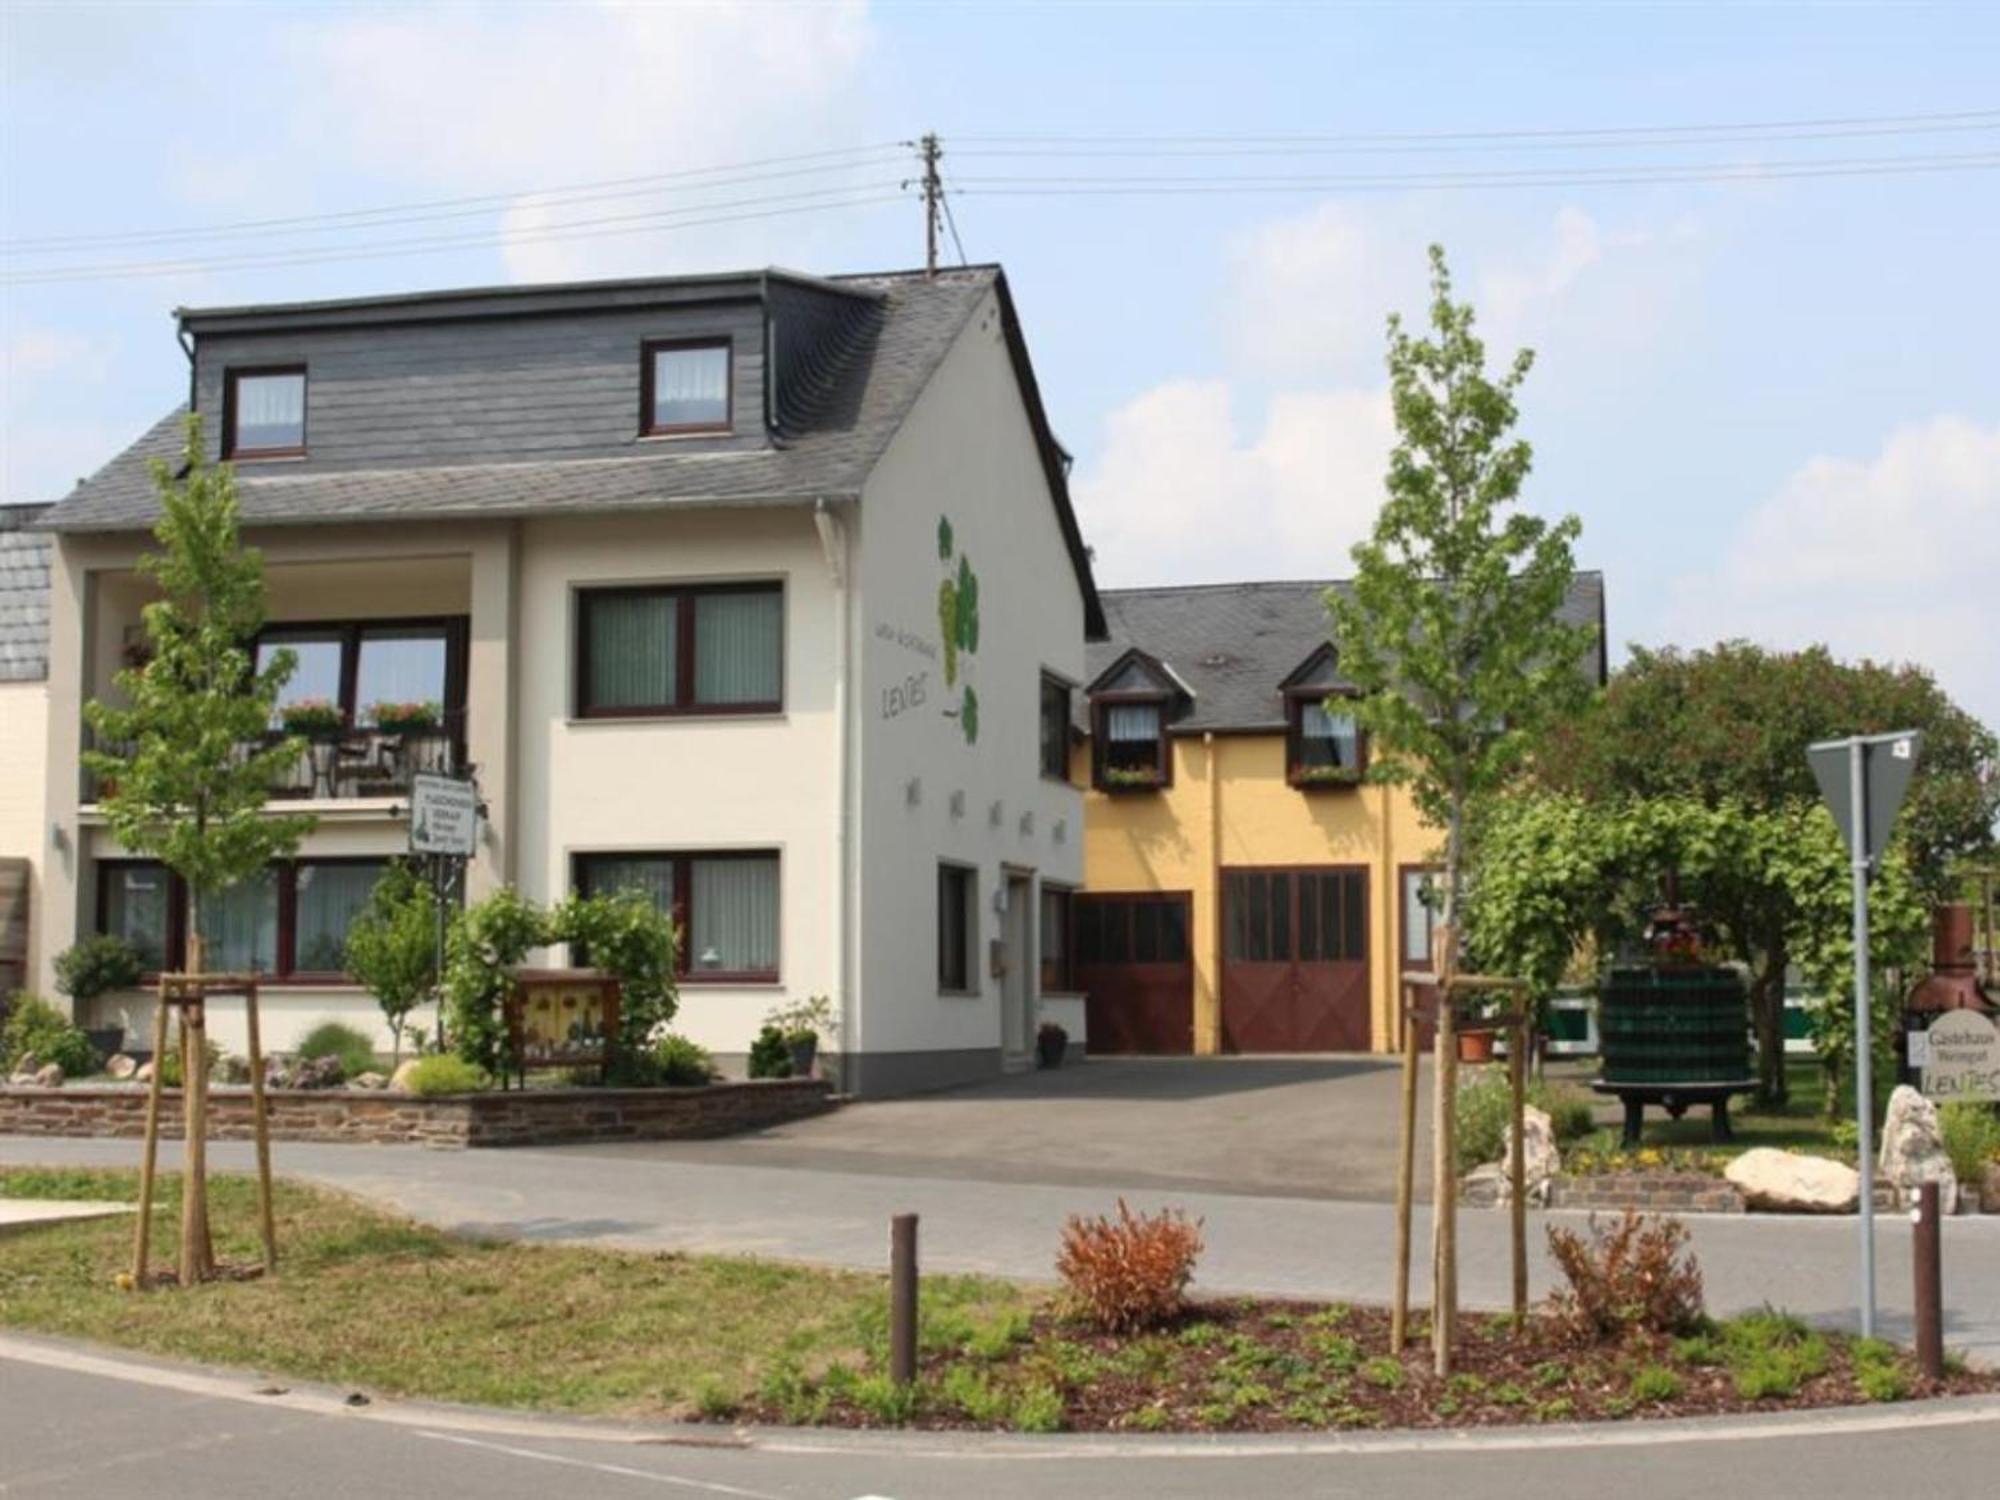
[935,515,981,745]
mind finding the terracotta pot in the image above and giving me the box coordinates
[1457,1030,1496,1064]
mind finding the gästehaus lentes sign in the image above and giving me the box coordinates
[1922,1009,2000,1104]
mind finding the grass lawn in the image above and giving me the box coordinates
[0,1166,1029,1418]
[2,1166,1990,1432]
[1552,1059,1855,1170]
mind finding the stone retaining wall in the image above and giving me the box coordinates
[1544,1172,1746,1214]
[0,1079,835,1150]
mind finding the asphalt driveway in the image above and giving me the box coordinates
[631,1055,1444,1202]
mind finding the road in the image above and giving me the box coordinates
[5,1335,2000,1499]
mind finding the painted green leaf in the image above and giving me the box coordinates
[937,578,959,687]
[961,684,979,745]
[955,554,980,655]
[937,515,954,561]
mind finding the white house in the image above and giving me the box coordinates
[1,504,51,999]
[29,265,1106,1095]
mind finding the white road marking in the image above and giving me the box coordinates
[416,1430,783,1498]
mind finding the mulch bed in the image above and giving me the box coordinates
[727,1298,1997,1433]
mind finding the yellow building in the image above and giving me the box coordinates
[1065,578,1605,1056]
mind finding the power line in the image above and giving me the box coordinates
[0,142,906,255]
[0,192,908,287]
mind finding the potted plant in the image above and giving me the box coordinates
[1457,995,1499,1064]
[1101,764,1162,790]
[766,994,834,1078]
[1292,763,1363,789]
[1037,1020,1069,1069]
[370,699,441,735]
[280,698,343,738]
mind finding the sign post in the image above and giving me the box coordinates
[408,772,480,1052]
[1807,729,1922,1341]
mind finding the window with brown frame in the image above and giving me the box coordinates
[573,850,780,982]
[937,863,977,994]
[1039,883,1074,991]
[1286,692,1366,789]
[95,857,391,981]
[255,617,467,737]
[575,582,783,717]
[1091,696,1170,791]
[640,339,732,436]
[1039,674,1072,781]
[222,366,307,459]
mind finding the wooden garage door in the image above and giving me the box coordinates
[1075,893,1194,1054]
[1221,866,1370,1052]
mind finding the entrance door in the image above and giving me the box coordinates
[1398,865,1444,1052]
[1221,866,1370,1051]
[1075,892,1194,1053]
[1002,872,1035,1067]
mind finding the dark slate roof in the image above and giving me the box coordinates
[1082,573,1607,733]
[41,269,988,533]
[0,504,53,682]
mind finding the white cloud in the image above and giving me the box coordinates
[284,1,877,282]
[1666,415,2000,730]
[5,328,110,384]
[1074,379,1392,586]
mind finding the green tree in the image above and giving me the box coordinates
[1329,244,1593,939]
[1531,641,1997,1102]
[343,860,440,1068]
[81,415,315,1280]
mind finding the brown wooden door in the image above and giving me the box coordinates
[1076,893,1194,1054]
[1221,866,1370,1052]
[1398,865,1444,1053]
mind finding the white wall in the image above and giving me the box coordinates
[0,680,49,991]
[852,287,1089,1067]
[515,508,841,1059]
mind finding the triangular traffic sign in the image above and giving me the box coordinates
[1808,730,1923,864]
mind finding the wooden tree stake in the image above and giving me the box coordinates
[179,999,213,1285]
[243,980,277,1273]
[1430,923,1458,1377]
[1391,983,1421,1352]
[1508,1011,1529,1323]
[129,986,170,1287]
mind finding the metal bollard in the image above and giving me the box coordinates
[890,1213,919,1386]
[1913,1181,1943,1380]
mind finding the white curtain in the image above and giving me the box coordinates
[236,374,304,449]
[1301,702,1360,766]
[690,857,778,973]
[199,870,279,974]
[295,862,385,972]
[694,591,782,704]
[107,865,171,971]
[1106,703,1160,742]
[652,346,729,427]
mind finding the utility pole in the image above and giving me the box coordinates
[918,132,942,277]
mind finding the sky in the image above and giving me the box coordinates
[3,0,1997,732]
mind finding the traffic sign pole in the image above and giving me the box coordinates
[1849,737,1875,1340]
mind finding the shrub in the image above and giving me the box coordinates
[342,860,439,1065]
[157,1032,223,1089]
[652,1033,715,1086]
[1545,1210,1706,1343]
[1010,1381,1065,1433]
[402,1054,490,1096]
[1055,1198,1203,1334]
[747,1024,793,1079]
[1,995,99,1077]
[297,1021,378,1080]
[52,935,145,1004]
[1939,1101,2000,1185]
[1455,1072,1596,1171]
[1628,1364,1682,1403]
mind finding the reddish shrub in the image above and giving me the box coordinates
[1056,1199,1204,1333]
[1545,1209,1706,1344]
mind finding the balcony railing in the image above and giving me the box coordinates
[86,710,466,805]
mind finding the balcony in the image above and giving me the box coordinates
[86,710,466,807]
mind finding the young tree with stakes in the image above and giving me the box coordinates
[83,417,315,1283]
[1329,246,1592,1373]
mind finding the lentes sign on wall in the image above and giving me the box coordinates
[409,772,479,857]
[1922,1009,2000,1103]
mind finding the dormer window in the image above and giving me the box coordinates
[223,367,306,459]
[642,339,731,435]
[1288,693,1365,788]
[1094,699,1168,790]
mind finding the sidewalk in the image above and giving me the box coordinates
[6,1134,1996,1363]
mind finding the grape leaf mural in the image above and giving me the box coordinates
[935,515,980,744]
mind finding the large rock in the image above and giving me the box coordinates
[33,1062,64,1087]
[350,1070,389,1090]
[105,1053,138,1080]
[1878,1084,1959,1213]
[1501,1105,1561,1206]
[1725,1147,1859,1213]
[1980,1162,2000,1215]
[388,1059,423,1093]
[134,1059,156,1083]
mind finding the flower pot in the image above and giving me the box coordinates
[1036,1029,1068,1069]
[1457,1030,1496,1064]
[787,1034,818,1078]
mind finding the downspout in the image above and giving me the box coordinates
[1379,777,1396,1052]
[1205,730,1220,1056]
[177,324,195,413]
[813,498,855,1088]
